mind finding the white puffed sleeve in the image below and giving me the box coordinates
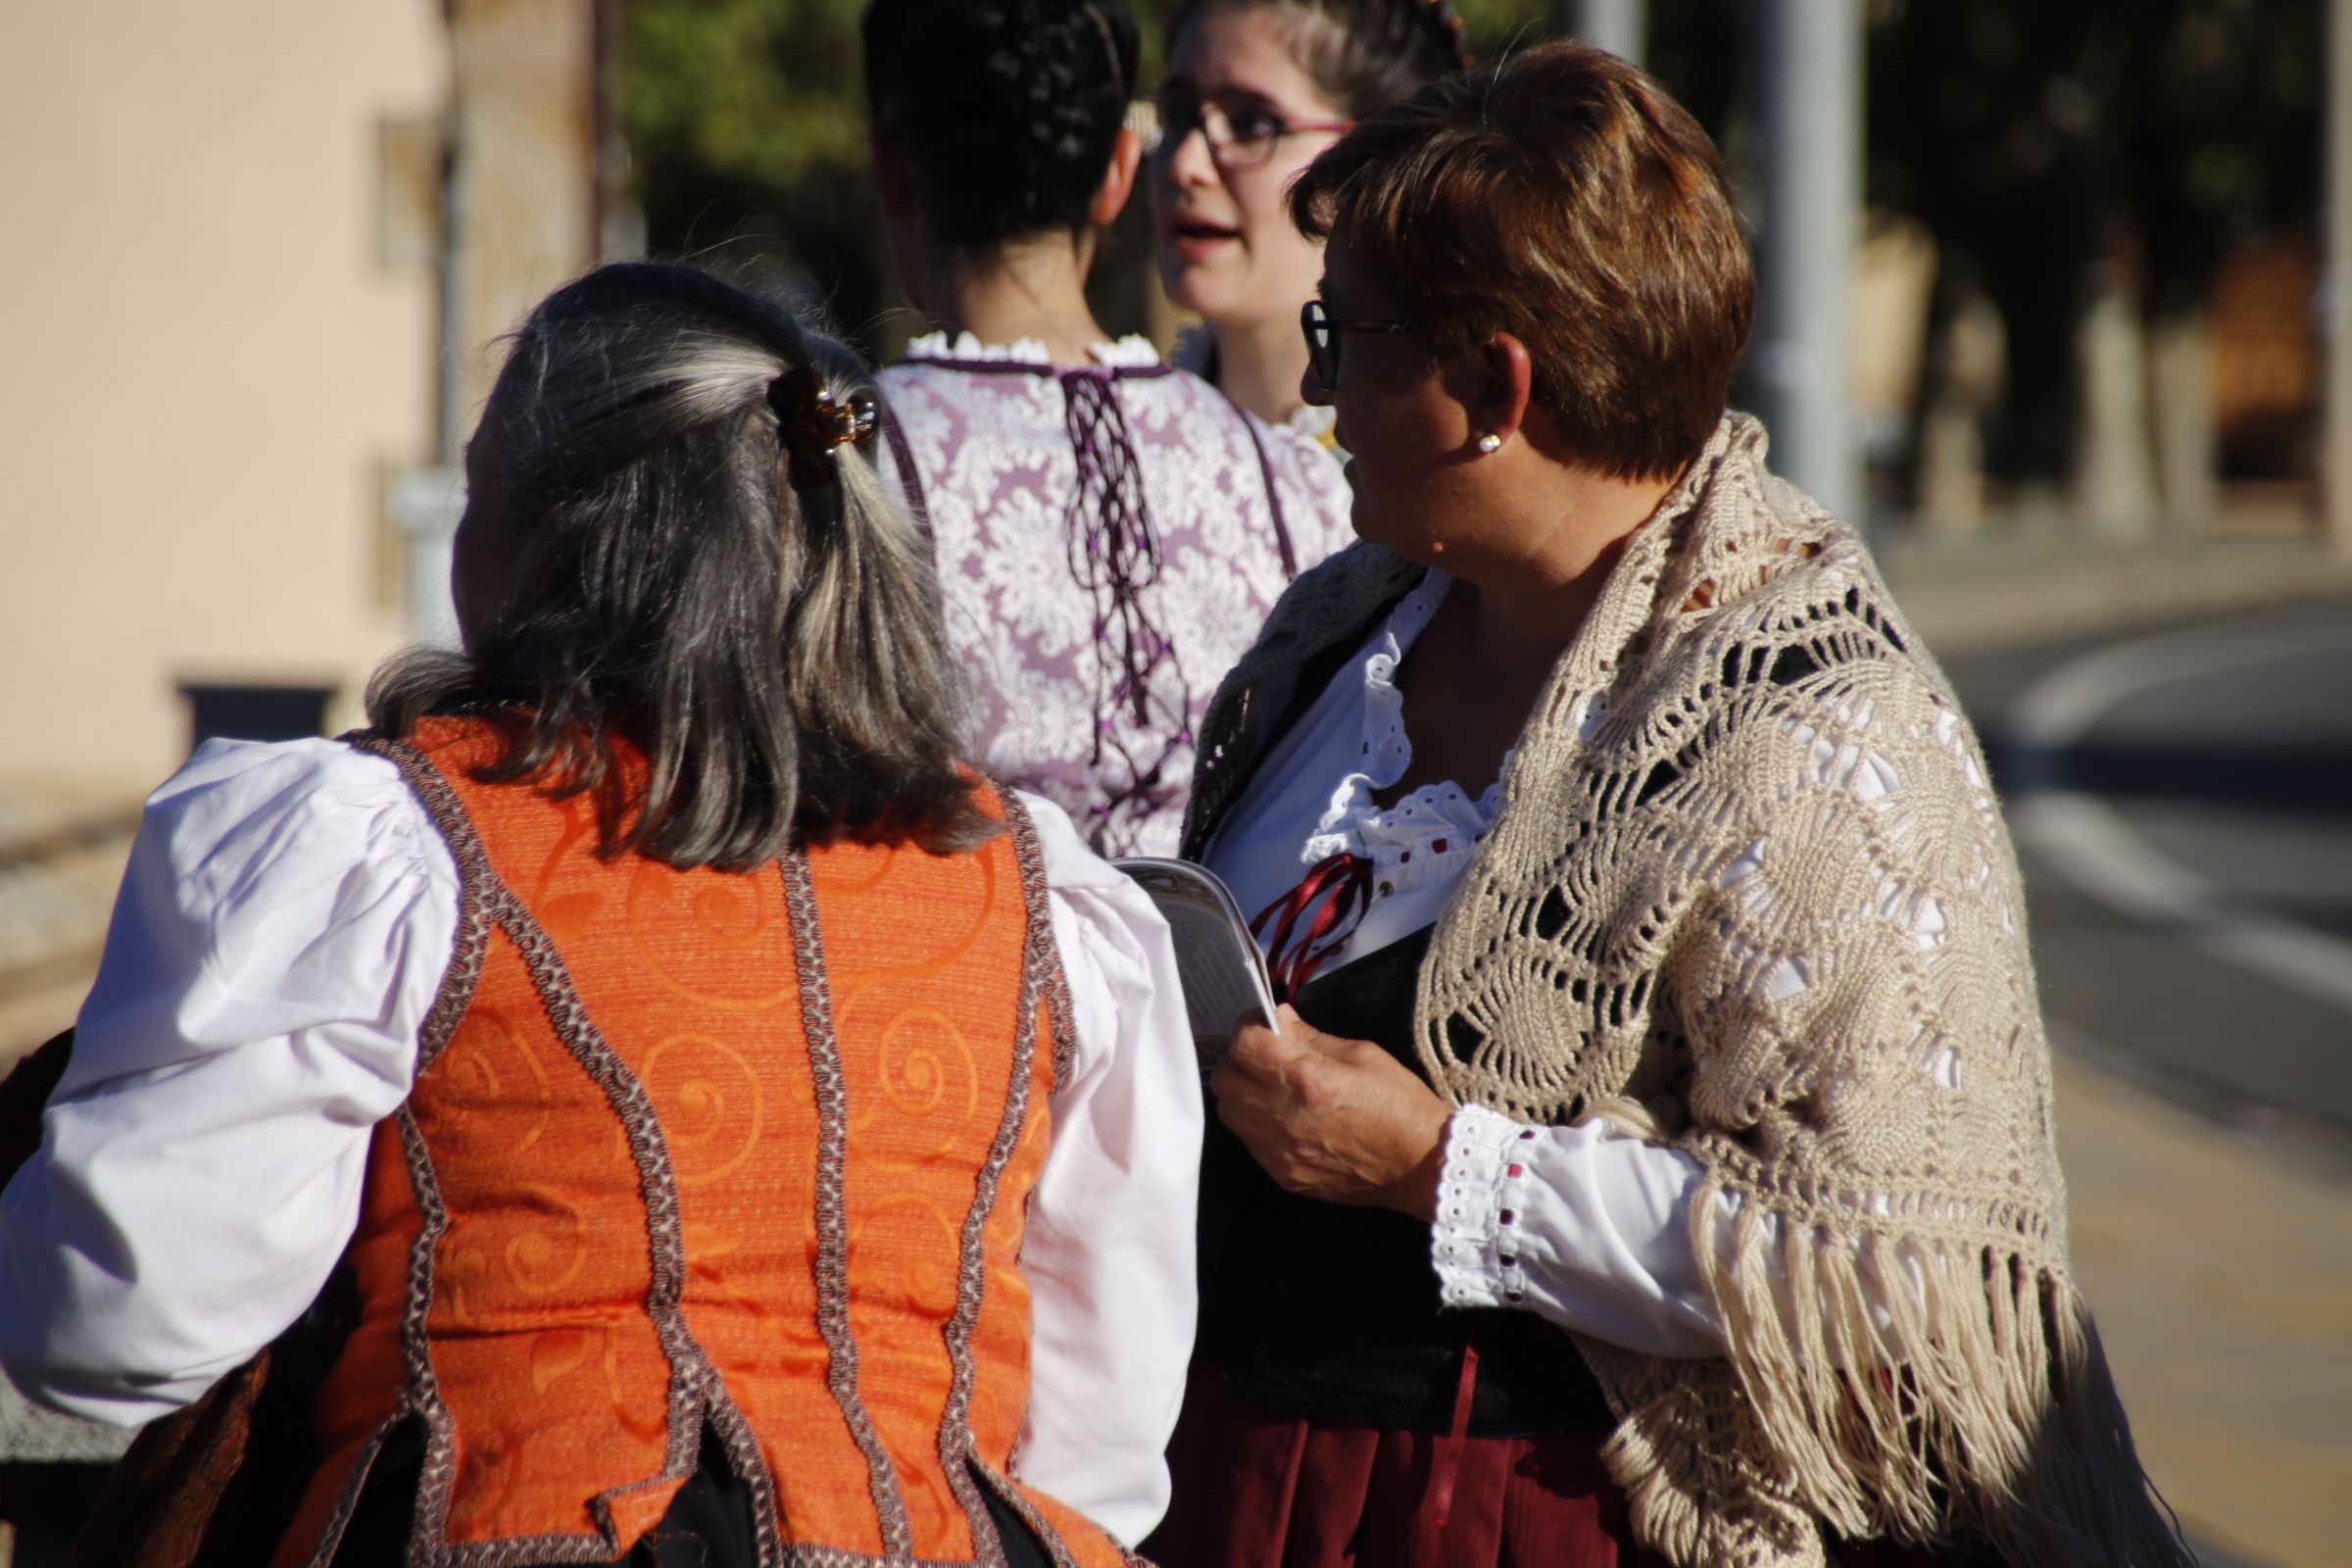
[1004,793,1201,1546]
[0,738,455,1425]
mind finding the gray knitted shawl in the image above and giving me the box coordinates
[1182,416,2184,1568]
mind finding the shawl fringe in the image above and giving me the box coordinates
[1613,1171,2195,1568]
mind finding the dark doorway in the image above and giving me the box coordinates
[177,683,337,754]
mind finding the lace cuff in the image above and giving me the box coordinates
[1430,1102,1541,1309]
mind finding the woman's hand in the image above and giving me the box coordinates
[1209,1004,1454,1220]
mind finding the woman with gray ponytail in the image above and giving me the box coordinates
[0,263,1201,1568]
[370,263,984,866]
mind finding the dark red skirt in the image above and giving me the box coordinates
[1143,1368,1669,1568]
[1143,1368,1976,1568]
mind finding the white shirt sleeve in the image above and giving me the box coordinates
[1428,1103,1934,1366]
[1430,1103,1727,1357]
[0,738,455,1425]
[1003,793,1201,1547]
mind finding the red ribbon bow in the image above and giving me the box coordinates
[1250,850,1374,1004]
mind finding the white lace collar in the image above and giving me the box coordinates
[1298,570,1609,897]
[1285,401,1341,447]
[1294,571,1498,898]
[901,329,1162,369]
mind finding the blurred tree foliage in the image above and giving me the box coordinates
[626,0,869,194]
[617,0,1613,351]
[2118,0,2325,314]
[621,0,882,341]
[621,0,2323,482]
[620,0,1588,217]
[1867,0,2324,480]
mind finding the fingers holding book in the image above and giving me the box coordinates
[1210,1004,1452,1221]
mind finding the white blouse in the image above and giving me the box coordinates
[0,738,1200,1546]
[1203,571,1926,1364]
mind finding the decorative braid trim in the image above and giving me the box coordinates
[932,790,1078,1568]
[779,848,919,1563]
[303,735,494,1568]
[774,1549,1028,1568]
[347,730,735,1567]
[336,731,1109,1568]
[964,1460,1087,1568]
[999,792,1081,1092]
[392,1109,468,1564]
[344,730,491,1072]
[701,1386,790,1567]
[1044,970,1078,1098]
[291,1108,482,1568]
[416,1529,627,1566]
[486,877,709,1482]
[294,1422,398,1568]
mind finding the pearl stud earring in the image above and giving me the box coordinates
[1476,432,1502,455]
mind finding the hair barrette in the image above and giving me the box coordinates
[769,365,879,488]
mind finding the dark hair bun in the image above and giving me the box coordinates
[864,0,1142,249]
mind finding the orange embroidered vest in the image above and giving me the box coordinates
[273,718,1130,1568]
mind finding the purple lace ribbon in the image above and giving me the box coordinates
[1060,368,1194,847]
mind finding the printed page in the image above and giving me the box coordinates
[1112,858,1278,1063]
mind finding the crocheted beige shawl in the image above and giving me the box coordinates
[1182,415,2184,1568]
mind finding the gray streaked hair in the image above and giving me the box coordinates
[367,262,993,868]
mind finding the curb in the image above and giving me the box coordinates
[1880,533,2352,655]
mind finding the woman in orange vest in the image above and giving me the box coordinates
[0,263,1201,1568]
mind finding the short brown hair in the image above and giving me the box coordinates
[1289,41,1753,480]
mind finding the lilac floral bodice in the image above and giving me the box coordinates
[880,333,1354,856]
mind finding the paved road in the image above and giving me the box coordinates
[1941,598,2352,1568]
[1941,598,2352,1150]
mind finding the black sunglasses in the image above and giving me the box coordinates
[1299,299,1415,393]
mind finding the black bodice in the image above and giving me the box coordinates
[1195,927,1614,1436]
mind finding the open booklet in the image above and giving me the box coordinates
[1111,857,1277,1065]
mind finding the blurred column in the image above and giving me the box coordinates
[403,0,605,644]
[392,466,466,648]
[1564,0,1645,67]
[2327,0,2352,554]
[1748,0,1863,526]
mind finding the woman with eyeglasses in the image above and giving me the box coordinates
[1149,44,2188,1568]
[1150,0,1468,445]
[861,0,1352,858]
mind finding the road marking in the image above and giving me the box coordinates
[2007,611,2352,1020]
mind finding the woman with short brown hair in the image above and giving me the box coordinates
[1151,42,2184,1568]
